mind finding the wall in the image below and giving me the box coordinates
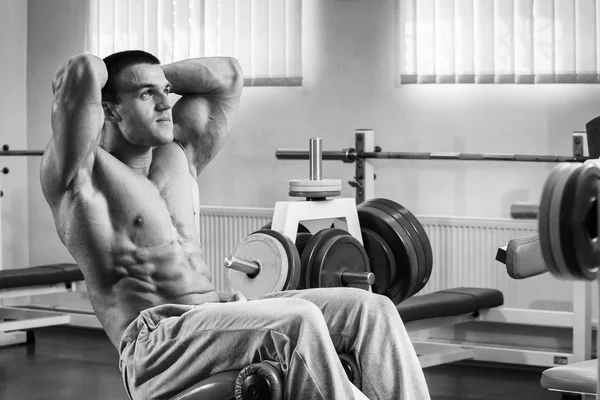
[27,0,89,268]
[0,0,29,272]
[26,0,90,307]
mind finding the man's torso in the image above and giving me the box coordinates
[48,141,219,348]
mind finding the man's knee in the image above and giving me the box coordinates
[270,298,327,329]
[336,288,398,315]
[291,299,327,324]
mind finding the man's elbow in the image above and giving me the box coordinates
[225,57,244,93]
[64,54,108,89]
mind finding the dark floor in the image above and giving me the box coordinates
[0,327,563,400]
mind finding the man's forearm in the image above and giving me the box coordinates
[161,57,243,96]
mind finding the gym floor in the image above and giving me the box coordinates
[0,327,561,400]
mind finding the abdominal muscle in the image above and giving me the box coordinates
[84,237,220,349]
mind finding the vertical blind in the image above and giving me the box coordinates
[86,0,303,86]
[399,0,600,84]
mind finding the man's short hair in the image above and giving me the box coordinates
[102,50,161,102]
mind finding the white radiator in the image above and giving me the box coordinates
[200,207,575,312]
[200,207,273,294]
[417,217,574,311]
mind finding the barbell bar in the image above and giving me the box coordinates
[339,271,376,286]
[224,254,261,277]
[0,150,44,157]
[275,149,588,163]
[226,252,375,286]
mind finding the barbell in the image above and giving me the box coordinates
[0,145,44,157]
[0,145,41,197]
[275,148,587,163]
[0,150,44,156]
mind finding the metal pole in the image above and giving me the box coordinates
[224,255,260,277]
[0,150,44,156]
[362,151,584,162]
[510,202,539,219]
[341,271,375,286]
[309,138,322,180]
[355,132,366,204]
[276,149,352,161]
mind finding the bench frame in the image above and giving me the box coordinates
[409,280,593,369]
[0,281,83,346]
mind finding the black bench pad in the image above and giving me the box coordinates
[541,359,597,395]
[0,264,83,289]
[396,287,504,323]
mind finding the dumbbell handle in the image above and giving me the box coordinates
[341,271,375,286]
[224,255,260,276]
[225,254,375,286]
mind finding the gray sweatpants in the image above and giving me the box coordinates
[118,287,431,400]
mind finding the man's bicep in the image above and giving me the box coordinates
[173,95,235,174]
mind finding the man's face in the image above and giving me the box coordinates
[112,63,173,147]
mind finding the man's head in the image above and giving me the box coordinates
[101,50,173,147]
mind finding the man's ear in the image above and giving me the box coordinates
[102,101,122,123]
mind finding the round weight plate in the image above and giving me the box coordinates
[228,232,290,298]
[548,164,578,278]
[254,229,302,291]
[539,163,571,277]
[308,229,372,291]
[363,199,426,298]
[361,227,396,295]
[300,229,341,289]
[261,221,311,233]
[289,178,342,188]
[357,205,419,303]
[373,198,434,292]
[295,232,313,257]
[557,164,585,279]
[289,185,343,192]
[577,159,600,278]
[289,190,341,198]
[564,162,600,280]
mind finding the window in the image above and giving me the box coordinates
[86,0,303,86]
[398,0,600,84]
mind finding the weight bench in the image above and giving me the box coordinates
[0,263,84,346]
[397,287,504,368]
[497,234,597,399]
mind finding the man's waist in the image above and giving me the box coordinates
[168,290,221,305]
[117,291,221,346]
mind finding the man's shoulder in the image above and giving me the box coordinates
[153,140,188,160]
[151,141,194,177]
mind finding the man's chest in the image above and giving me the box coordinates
[89,144,200,242]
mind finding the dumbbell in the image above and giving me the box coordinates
[297,228,374,290]
[224,229,302,298]
[224,228,375,298]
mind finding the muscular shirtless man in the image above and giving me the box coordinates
[40,50,430,400]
